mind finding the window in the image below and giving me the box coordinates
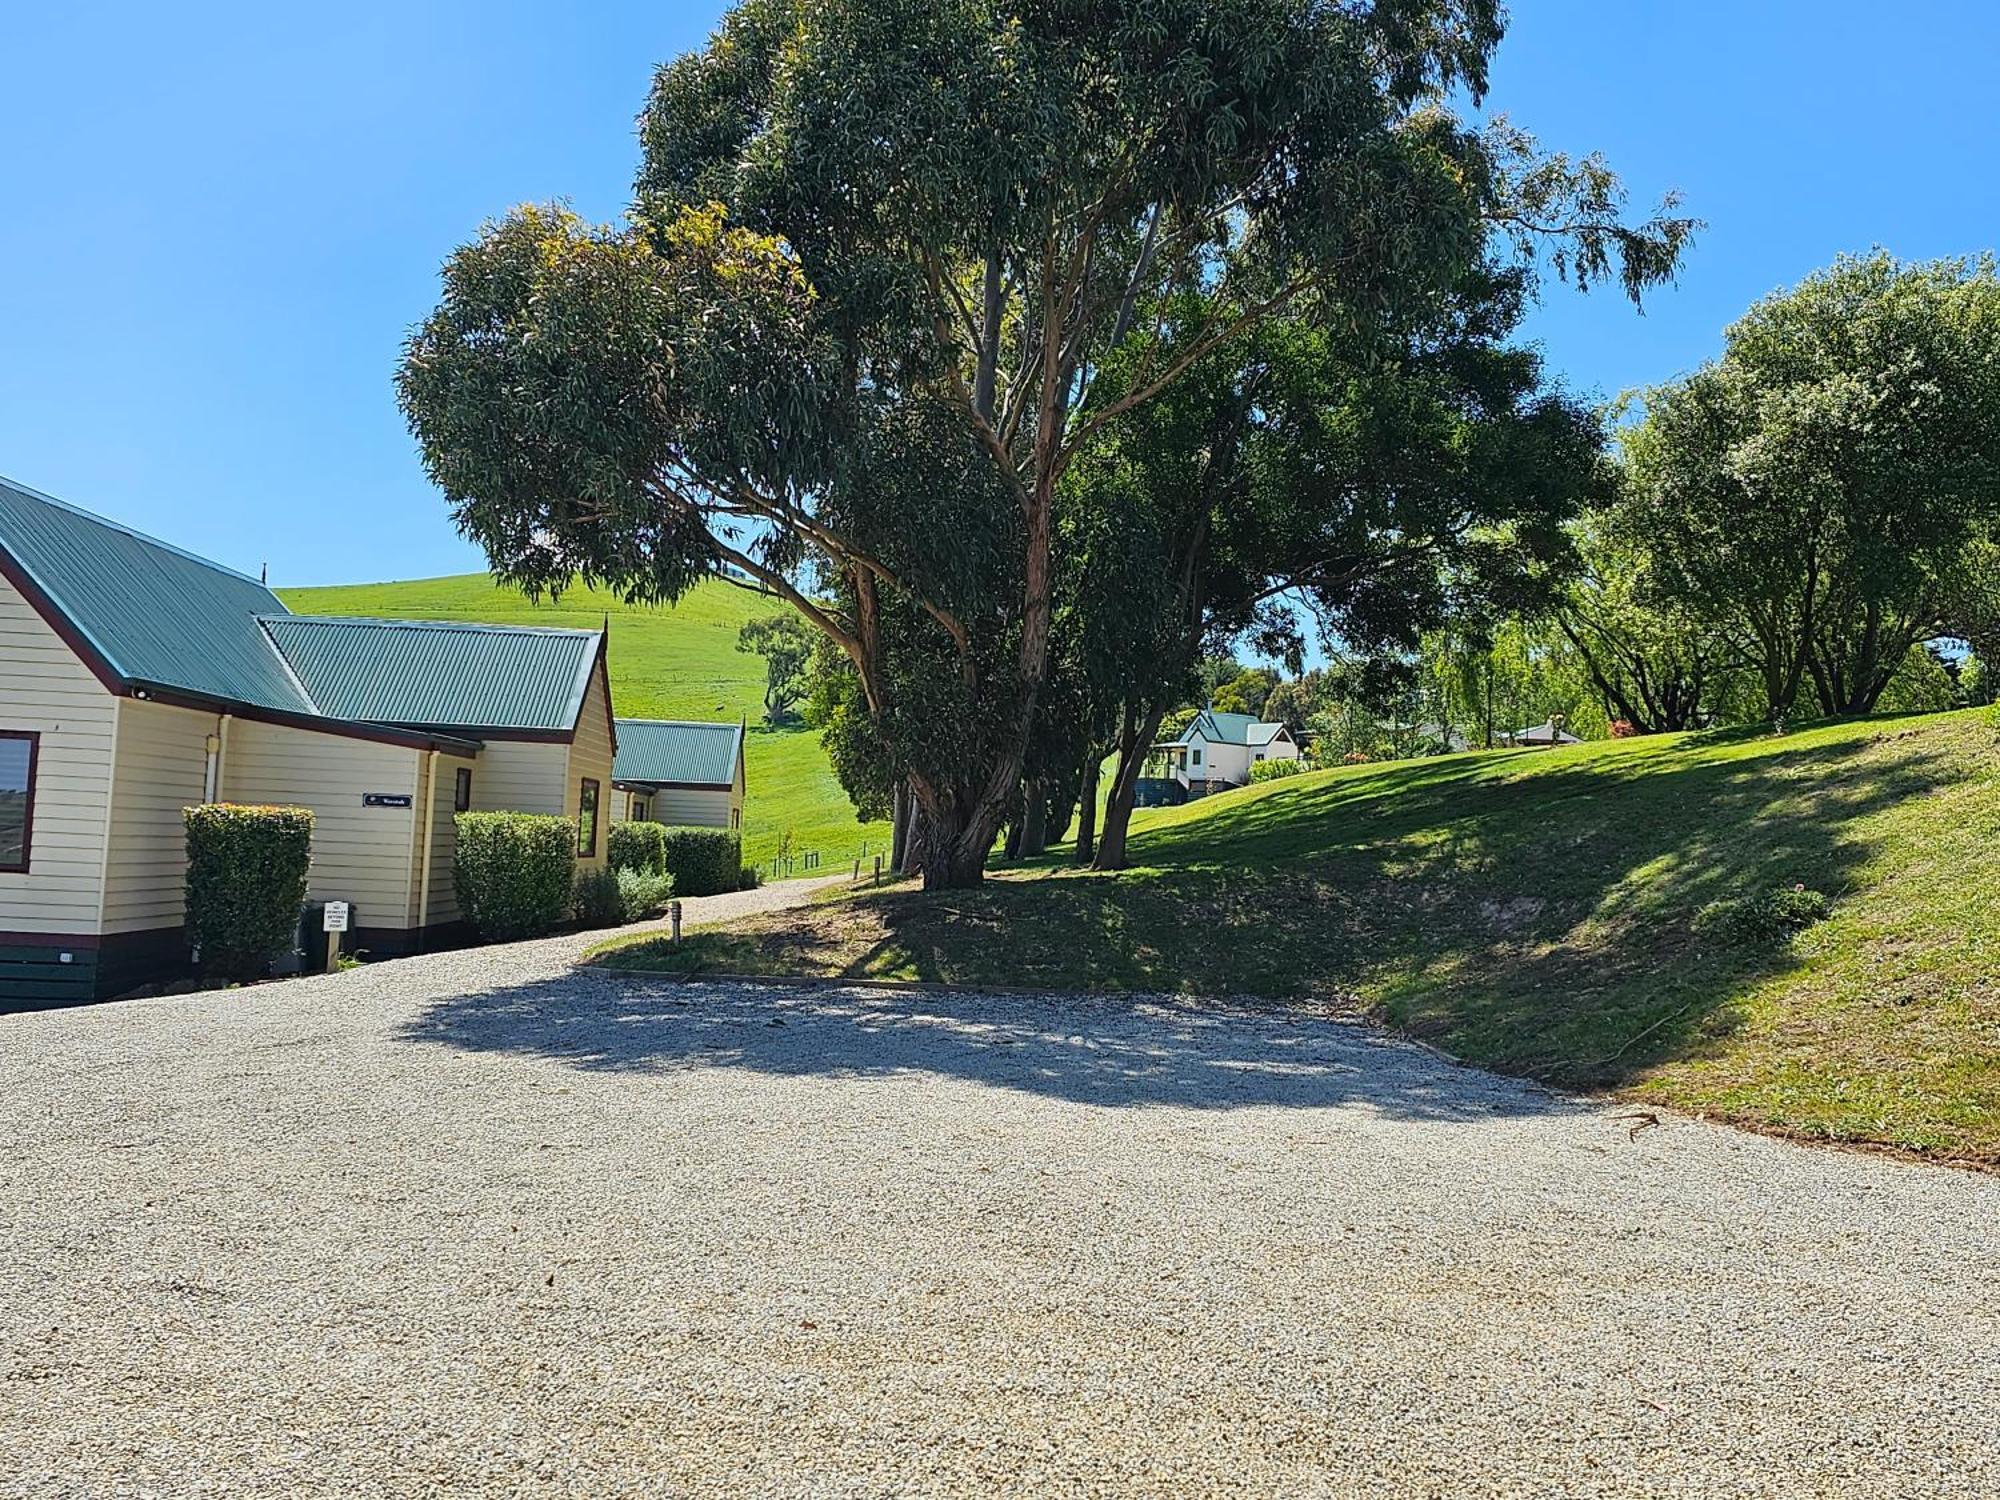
[453,767,473,813]
[731,807,741,830]
[577,778,600,856]
[632,796,650,822]
[1191,746,1202,767]
[0,731,36,873]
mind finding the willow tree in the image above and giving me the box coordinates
[399,0,1691,886]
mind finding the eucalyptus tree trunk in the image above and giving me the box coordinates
[889,780,911,874]
[1093,700,1169,873]
[1073,754,1100,865]
[1018,779,1050,858]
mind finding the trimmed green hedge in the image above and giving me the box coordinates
[184,804,314,981]
[1249,758,1304,783]
[659,825,742,896]
[608,820,668,875]
[454,811,576,941]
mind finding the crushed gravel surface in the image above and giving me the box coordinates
[3,877,1997,1497]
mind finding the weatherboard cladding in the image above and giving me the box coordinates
[0,476,598,739]
[259,616,599,733]
[614,719,743,787]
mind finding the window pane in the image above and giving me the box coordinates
[0,737,30,868]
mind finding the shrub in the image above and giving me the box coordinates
[1249,759,1304,783]
[572,865,625,928]
[574,865,676,928]
[1343,749,1372,765]
[620,868,675,920]
[608,820,668,875]
[1695,884,1834,943]
[739,864,762,891]
[454,811,575,940]
[184,804,314,981]
[1608,718,1639,738]
[658,825,742,896]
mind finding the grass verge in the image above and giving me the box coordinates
[590,709,2000,1165]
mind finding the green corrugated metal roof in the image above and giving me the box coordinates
[0,475,316,713]
[614,719,743,787]
[0,476,602,741]
[260,615,600,732]
[1167,711,1271,747]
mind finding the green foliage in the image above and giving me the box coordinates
[1621,252,2000,720]
[738,612,814,724]
[452,812,576,941]
[608,820,669,875]
[1695,886,1834,943]
[739,864,763,891]
[183,804,314,981]
[659,825,742,897]
[574,864,677,928]
[401,0,1689,887]
[1249,759,1303,783]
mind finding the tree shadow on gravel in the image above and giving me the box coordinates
[394,975,1570,1122]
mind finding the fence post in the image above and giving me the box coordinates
[873,854,882,886]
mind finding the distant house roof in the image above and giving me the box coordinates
[260,615,601,734]
[614,719,744,788]
[0,474,601,749]
[1165,710,1295,748]
[1507,720,1582,746]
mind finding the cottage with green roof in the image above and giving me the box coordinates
[1151,709,1301,797]
[613,718,745,830]
[0,475,618,1002]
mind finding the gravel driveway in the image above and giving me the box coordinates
[3,880,1997,1497]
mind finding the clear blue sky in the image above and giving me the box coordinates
[3,2,1995,587]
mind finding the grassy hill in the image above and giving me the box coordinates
[279,574,888,870]
[597,708,2000,1166]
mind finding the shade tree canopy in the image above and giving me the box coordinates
[399,0,1692,884]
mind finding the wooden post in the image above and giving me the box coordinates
[873,854,882,886]
[670,900,683,947]
[325,930,341,974]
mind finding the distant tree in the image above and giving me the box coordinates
[1622,253,2000,721]
[1555,508,1744,733]
[738,613,814,724]
[1212,666,1280,719]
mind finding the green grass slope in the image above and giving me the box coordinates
[279,574,888,869]
[598,708,2000,1165]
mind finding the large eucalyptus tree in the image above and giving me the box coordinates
[399,0,1691,886]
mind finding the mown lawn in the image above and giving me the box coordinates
[592,709,2000,1164]
[280,573,889,870]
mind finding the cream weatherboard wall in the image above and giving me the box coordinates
[563,657,616,869]
[628,775,742,830]
[99,698,214,935]
[220,719,426,932]
[423,751,477,928]
[0,572,114,935]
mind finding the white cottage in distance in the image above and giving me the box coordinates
[1152,710,1301,796]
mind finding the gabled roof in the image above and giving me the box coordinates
[260,615,601,734]
[0,474,315,714]
[1167,710,1290,748]
[0,475,602,747]
[614,719,744,788]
